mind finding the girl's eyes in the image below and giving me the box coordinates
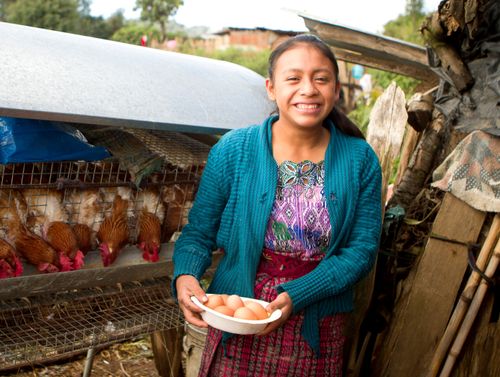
[285,76,330,82]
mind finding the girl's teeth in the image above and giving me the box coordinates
[296,104,319,109]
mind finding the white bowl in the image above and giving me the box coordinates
[190,294,282,335]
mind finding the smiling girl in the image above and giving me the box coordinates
[173,34,382,376]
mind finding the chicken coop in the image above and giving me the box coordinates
[0,21,273,375]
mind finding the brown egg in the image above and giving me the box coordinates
[205,294,225,309]
[220,294,229,304]
[213,305,235,317]
[244,301,269,320]
[226,294,244,311]
[233,307,258,320]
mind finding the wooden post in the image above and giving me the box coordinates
[151,327,185,377]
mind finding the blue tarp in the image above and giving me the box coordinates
[0,117,110,163]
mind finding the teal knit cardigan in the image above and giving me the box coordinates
[173,115,382,354]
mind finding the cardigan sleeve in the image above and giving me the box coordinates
[171,136,230,298]
[276,146,382,313]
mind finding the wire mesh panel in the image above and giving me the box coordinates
[0,277,183,370]
[0,128,212,369]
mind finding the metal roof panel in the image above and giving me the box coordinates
[0,22,274,134]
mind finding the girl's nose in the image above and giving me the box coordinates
[300,79,318,95]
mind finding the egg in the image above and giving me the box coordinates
[233,307,258,320]
[244,301,269,320]
[205,294,225,309]
[213,305,235,317]
[226,294,245,311]
[220,294,229,304]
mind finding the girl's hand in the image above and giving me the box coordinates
[257,291,293,336]
[176,274,209,328]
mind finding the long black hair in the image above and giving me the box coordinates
[268,34,365,139]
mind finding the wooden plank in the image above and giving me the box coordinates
[371,193,486,377]
[330,48,438,87]
[366,82,408,204]
[301,14,439,86]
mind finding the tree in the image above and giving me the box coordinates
[2,0,124,39]
[0,0,16,20]
[4,0,80,32]
[135,0,183,43]
[383,0,426,45]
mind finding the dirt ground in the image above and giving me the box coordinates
[1,336,161,377]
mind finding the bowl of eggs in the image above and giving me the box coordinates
[191,293,282,335]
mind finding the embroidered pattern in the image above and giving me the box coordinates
[264,160,331,258]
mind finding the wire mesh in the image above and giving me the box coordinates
[0,277,183,370]
[0,128,210,369]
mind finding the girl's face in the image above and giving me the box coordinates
[266,44,340,130]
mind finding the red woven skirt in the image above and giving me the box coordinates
[197,250,346,377]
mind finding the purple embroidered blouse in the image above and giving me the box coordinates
[263,160,332,260]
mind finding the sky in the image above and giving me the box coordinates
[90,0,442,35]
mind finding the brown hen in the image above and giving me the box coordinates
[96,194,130,267]
[1,193,70,273]
[136,188,165,262]
[23,188,84,270]
[46,221,84,270]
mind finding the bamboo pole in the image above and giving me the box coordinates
[439,236,500,377]
[427,214,500,377]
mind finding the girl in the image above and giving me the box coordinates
[173,34,382,376]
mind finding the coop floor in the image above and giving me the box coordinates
[2,336,160,377]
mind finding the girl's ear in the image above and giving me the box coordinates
[265,78,276,101]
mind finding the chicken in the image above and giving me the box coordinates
[0,238,23,279]
[135,188,165,262]
[11,224,69,273]
[45,221,84,270]
[65,188,104,253]
[96,193,130,267]
[162,184,194,242]
[1,192,70,273]
[23,188,84,270]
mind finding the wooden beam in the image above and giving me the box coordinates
[329,48,435,85]
[300,14,439,86]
